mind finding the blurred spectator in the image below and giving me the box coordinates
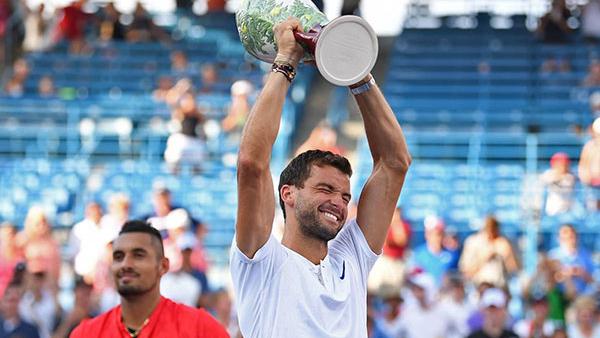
[207,0,226,12]
[152,76,174,102]
[19,267,60,338]
[51,276,96,338]
[467,288,519,338]
[373,284,403,338]
[582,0,600,43]
[22,3,53,52]
[99,193,130,241]
[590,92,600,119]
[199,63,219,94]
[54,0,92,54]
[161,233,202,306]
[0,222,23,297]
[93,242,119,314]
[221,80,254,141]
[0,0,12,40]
[180,232,210,301]
[16,206,61,292]
[295,121,345,156]
[459,215,519,288]
[443,226,462,255]
[467,283,516,332]
[4,58,29,97]
[540,152,577,217]
[190,220,210,277]
[410,215,460,286]
[67,202,106,282]
[368,207,411,293]
[578,118,600,211]
[439,274,475,338]
[125,2,169,43]
[162,208,192,272]
[540,58,571,74]
[0,0,24,65]
[176,0,194,12]
[207,289,241,337]
[170,50,195,78]
[548,224,596,294]
[0,282,40,338]
[537,0,572,44]
[164,78,207,172]
[513,294,556,338]
[398,273,452,338]
[97,2,124,42]
[38,75,56,98]
[583,61,600,87]
[566,296,600,338]
[523,255,574,326]
[144,187,202,233]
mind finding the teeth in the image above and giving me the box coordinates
[323,212,338,221]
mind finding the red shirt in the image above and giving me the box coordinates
[70,296,229,338]
[382,219,411,259]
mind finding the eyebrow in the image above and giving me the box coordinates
[113,247,149,255]
[315,183,352,200]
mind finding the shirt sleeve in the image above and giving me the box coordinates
[328,219,379,281]
[229,235,287,319]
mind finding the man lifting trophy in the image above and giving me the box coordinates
[231,2,412,337]
[236,0,378,85]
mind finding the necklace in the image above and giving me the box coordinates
[124,318,149,338]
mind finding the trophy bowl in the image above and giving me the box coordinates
[236,0,378,86]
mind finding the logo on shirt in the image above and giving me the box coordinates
[339,260,346,280]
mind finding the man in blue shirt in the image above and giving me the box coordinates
[548,224,596,294]
[410,215,460,285]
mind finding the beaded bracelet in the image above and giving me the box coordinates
[271,62,296,82]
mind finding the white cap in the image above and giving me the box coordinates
[230,80,253,96]
[165,208,190,230]
[424,215,445,231]
[480,288,506,308]
[176,232,198,250]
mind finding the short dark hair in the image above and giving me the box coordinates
[278,150,352,219]
[118,220,164,257]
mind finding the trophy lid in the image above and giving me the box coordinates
[315,15,378,86]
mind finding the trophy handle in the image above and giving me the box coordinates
[293,25,323,55]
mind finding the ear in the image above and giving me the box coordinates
[159,257,170,276]
[280,184,296,209]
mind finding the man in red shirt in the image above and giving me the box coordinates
[70,221,228,338]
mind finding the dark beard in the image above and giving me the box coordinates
[116,278,156,298]
[296,206,338,242]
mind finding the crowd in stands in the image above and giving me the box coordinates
[366,214,599,338]
[0,0,599,338]
[0,186,235,338]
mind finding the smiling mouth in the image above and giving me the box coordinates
[322,211,339,223]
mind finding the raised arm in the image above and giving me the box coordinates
[235,19,305,258]
[353,75,412,253]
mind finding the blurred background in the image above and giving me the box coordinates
[0,0,599,337]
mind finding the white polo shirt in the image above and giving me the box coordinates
[230,219,378,338]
